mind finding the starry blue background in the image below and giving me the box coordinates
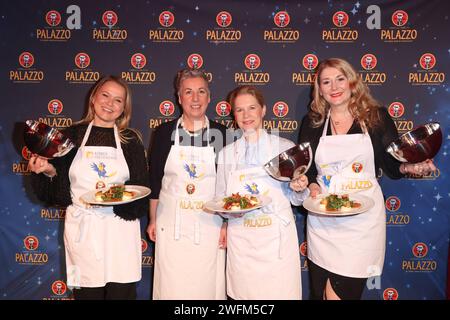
[0,0,449,300]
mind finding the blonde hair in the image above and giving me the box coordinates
[77,75,142,143]
[309,58,381,129]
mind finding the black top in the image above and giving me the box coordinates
[298,107,404,185]
[148,119,230,199]
[31,124,149,221]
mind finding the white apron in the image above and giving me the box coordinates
[153,117,226,300]
[226,140,301,300]
[307,113,385,278]
[65,122,141,288]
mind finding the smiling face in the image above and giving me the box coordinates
[318,66,352,110]
[92,81,126,127]
[233,93,266,133]
[178,76,210,123]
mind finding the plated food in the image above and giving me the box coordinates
[95,185,135,202]
[222,193,260,211]
[319,194,361,212]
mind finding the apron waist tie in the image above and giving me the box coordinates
[71,204,106,261]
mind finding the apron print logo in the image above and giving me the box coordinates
[186,183,196,195]
[352,162,363,173]
[90,162,117,179]
[322,175,332,189]
[244,182,259,195]
[184,163,204,179]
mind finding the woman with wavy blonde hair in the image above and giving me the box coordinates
[299,58,435,300]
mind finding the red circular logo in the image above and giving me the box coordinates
[48,99,63,115]
[272,101,289,118]
[383,288,399,300]
[419,53,436,70]
[45,10,62,27]
[244,54,261,70]
[361,54,377,70]
[299,241,307,257]
[412,242,428,258]
[392,10,408,27]
[332,11,349,27]
[24,235,39,251]
[352,162,363,173]
[22,146,32,160]
[388,102,405,118]
[19,52,34,68]
[131,53,147,69]
[141,239,148,253]
[216,11,232,28]
[215,101,231,117]
[159,11,175,27]
[187,53,204,69]
[302,54,319,71]
[74,52,90,69]
[385,196,401,212]
[51,280,67,296]
[102,10,118,28]
[186,183,196,195]
[159,100,175,116]
[274,11,290,28]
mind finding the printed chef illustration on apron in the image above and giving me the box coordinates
[65,122,141,288]
[307,112,386,278]
[153,117,226,300]
[225,137,301,300]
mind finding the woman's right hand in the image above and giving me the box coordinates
[28,154,56,177]
[309,182,321,198]
[147,222,156,242]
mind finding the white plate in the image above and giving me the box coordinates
[303,193,375,217]
[80,185,151,205]
[204,195,272,217]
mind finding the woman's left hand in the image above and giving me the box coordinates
[400,159,436,175]
[290,174,309,192]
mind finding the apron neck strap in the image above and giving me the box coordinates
[323,110,369,136]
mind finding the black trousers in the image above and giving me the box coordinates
[72,282,137,300]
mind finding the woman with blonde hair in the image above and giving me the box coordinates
[29,75,149,299]
[299,58,436,300]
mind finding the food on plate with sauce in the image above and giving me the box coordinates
[95,185,134,202]
[222,193,259,211]
[319,194,361,212]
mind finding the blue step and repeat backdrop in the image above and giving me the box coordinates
[0,0,449,300]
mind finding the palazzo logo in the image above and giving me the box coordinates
[206,11,241,43]
[12,146,32,175]
[187,53,204,69]
[159,100,175,117]
[235,53,270,85]
[141,239,154,267]
[388,101,405,118]
[10,52,44,83]
[93,10,127,42]
[66,52,100,84]
[272,101,289,118]
[359,53,387,85]
[40,99,73,128]
[215,101,231,117]
[409,53,445,85]
[149,11,184,42]
[15,235,49,265]
[37,10,72,41]
[381,9,418,42]
[47,99,63,115]
[402,242,437,272]
[385,196,401,212]
[122,53,156,84]
[292,54,318,85]
[264,11,300,43]
[51,280,67,296]
[322,11,358,43]
[383,288,399,300]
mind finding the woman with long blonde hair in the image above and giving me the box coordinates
[29,75,149,299]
